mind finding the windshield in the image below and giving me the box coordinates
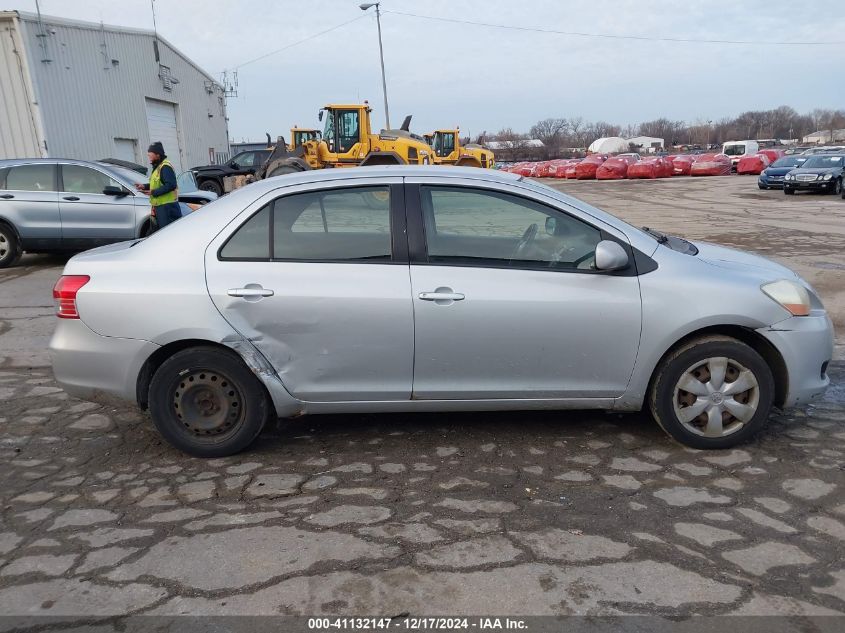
[771,157,803,168]
[802,155,844,169]
[722,144,746,156]
[176,171,198,192]
[98,163,147,186]
[433,132,456,157]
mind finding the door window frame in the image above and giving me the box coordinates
[404,182,640,277]
[217,182,408,265]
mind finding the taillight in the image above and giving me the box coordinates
[52,275,90,319]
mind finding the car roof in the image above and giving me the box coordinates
[0,157,120,169]
[251,165,523,194]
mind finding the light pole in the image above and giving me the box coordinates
[360,3,390,130]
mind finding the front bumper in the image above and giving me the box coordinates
[49,319,159,405]
[784,179,836,191]
[759,176,784,188]
[757,313,834,408]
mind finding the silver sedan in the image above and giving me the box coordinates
[49,166,834,457]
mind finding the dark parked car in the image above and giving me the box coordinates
[190,149,272,196]
[758,156,807,189]
[783,155,844,195]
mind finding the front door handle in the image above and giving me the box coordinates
[62,196,80,201]
[227,285,274,300]
[0,194,14,199]
[419,287,465,304]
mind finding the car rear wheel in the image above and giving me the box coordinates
[199,179,223,197]
[649,336,774,449]
[0,224,22,269]
[148,346,272,457]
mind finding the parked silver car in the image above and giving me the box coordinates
[0,158,215,268]
[49,166,834,457]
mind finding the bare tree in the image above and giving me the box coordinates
[493,128,529,161]
[529,118,567,159]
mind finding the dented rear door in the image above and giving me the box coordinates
[204,177,413,402]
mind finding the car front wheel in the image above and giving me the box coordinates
[784,187,795,195]
[148,346,272,457]
[833,178,842,196]
[649,336,774,449]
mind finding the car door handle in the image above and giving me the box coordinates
[0,194,13,199]
[419,291,465,301]
[227,286,274,298]
[62,196,80,201]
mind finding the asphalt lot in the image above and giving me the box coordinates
[0,174,843,621]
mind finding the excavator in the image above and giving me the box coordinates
[253,102,434,180]
[428,128,495,168]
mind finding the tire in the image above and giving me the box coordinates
[268,165,300,177]
[758,184,766,190]
[148,346,272,457]
[784,187,795,195]
[198,179,223,197]
[0,223,22,269]
[833,178,842,196]
[140,220,154,238]
[648,335,775,449]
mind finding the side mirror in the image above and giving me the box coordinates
[103,185,128,197]
[594,240,629,271]
[229,161,239,169]
[318,110,324,122]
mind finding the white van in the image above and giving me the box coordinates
[722,140,759,170]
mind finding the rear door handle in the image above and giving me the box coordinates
[228,286,274,298]
[0,194,13,199]
[62,196,80,201]
[419,290,465,302]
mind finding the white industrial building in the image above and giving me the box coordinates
[0,10,229,171]
[802,129,845,145]
[626,136,665,153]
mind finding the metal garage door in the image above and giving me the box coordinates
[144,99,182,172]
[113,138,138,164]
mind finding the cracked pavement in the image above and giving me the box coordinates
[0,178,844,620]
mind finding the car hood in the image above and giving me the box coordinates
[762,167,796,176]
[693,241,798,279]
[190,164,229,173]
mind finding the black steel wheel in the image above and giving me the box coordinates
[149,346,272,457]
[199,179,223,196]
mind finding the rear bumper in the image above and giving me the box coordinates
[49,319,159,405]
[757,313,834,408]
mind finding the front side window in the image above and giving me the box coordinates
[220,186,392,262]
[62,165,123,195]
[421,186,602,270]
[5,164,55,192]
[723,145,745,156]
[232,152,256,168]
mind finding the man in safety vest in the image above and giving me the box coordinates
[135,141,180,231]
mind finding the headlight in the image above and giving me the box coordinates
[761,280,811,316]
[785,174,793,180]
[823,173,833,181]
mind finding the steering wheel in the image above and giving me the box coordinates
[510,223,538,260]
[548,244,596,269]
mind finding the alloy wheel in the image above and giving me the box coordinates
[0,232,8,260]
[673,356,759,438]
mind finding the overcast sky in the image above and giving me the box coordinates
[12,0,845,141]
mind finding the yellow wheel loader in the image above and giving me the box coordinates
[429,129,495,168]
[256,103,434,179]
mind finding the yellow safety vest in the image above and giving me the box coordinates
[149,159,178,207]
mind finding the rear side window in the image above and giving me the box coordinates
[273,187,391,261]
[6,164,55,191]
[220,186,392,262]
[220,204,270,259]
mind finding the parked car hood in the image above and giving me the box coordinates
[693,241,798,279]
[762,166,797,176]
